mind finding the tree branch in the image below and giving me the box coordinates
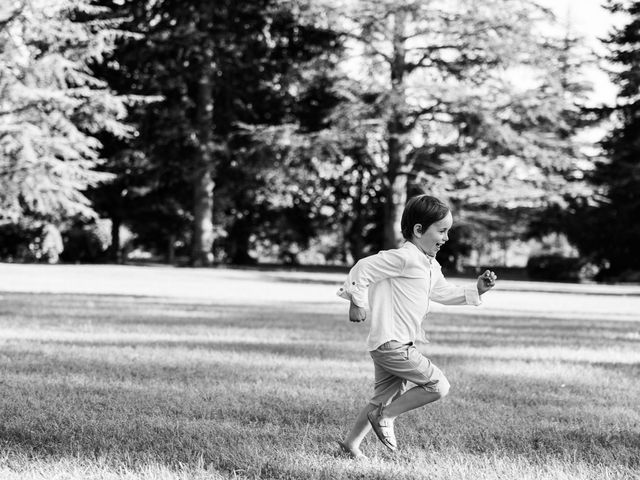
[339,30,392,64]
[0,104,37,117]
[405,44,463,73]
[405,104,439,128]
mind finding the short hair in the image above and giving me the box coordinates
[400,195,450,241]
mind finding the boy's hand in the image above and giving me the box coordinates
[349,301,367,322]
[477,270,497,295]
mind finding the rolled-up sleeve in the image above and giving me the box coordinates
[336,249,407,307]
[429,263,481,306]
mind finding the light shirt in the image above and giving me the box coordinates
[337,242,481,351]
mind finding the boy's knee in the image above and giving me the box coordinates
[426,377,450,400]
[437,378,451,398]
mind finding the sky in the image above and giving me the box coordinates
[545,0,615,38]
[541,0,627,105]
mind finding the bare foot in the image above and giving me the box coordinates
[336,440,368,460]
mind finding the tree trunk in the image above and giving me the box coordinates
[382,169,407,248]
[109,216,121,263]
[192,164,215,266]
[191,12,215,267]
[228,215,255,265]
[167,233,176,265]
[348,163,366,261]
[382,8,409,249]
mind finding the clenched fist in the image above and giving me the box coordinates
[477,270,497,295]
[349,301,367,322]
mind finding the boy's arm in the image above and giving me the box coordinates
[430,263,496,306]
[430,272,479,305]
[337,249,407,308]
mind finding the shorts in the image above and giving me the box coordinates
[368,340,450,407]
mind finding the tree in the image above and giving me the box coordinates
[0,0,131,229]
[320,0,596,250]
[92,0,341,265]
[212,12,342,265]
[571,0,640,276]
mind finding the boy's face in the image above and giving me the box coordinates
[412,211,453,257]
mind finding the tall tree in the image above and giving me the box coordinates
[570,0,640,276]
[212,9,342,264]
[93,0,341,265]
[96,0,224,266]
[0,0,130,227]
[324,0,594,249]
[190,1,216,266]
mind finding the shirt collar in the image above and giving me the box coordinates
[402,241,434,265]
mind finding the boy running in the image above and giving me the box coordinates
[336,194,497,458]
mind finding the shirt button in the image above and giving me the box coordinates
[352,282,356,285]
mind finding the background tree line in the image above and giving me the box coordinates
[0,0,638,280]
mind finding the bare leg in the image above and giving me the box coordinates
[341,403,378,453]
[382,385,448,421]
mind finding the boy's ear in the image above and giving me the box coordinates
[413,224,422,237]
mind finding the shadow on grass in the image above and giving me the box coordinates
[1,369,639,473]
[0,364,353,471]
[259,274,343,286]
[455,426,640,468]
[1,291,640,475]
[2,332,639,467]
[0,292,344,330]
[3,292,639,344]
[7,338,364,362]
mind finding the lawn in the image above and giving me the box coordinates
[0,265,639,479]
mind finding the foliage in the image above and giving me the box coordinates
[88,0,342,264]
[0,0,609,269]
[210,3,342,264]
[60,218,111,263]
[0,221,64,263]
[526,253,597,282]
[0,0,131,226]
[278,0,599,260]
[0,222,39,261]
[567,0,640,276]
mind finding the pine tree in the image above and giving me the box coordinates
[320,0,596,249]
[94,0,341,264]
[574,0,640,276]
[0,0,131,228]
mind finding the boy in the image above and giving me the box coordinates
[336,194,497,458]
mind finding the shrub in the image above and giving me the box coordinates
[0,222,63,263]
[526,254,597,282]
[0,223,39,261]
[60,220,111,263]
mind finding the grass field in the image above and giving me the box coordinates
[0,265,639,479]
